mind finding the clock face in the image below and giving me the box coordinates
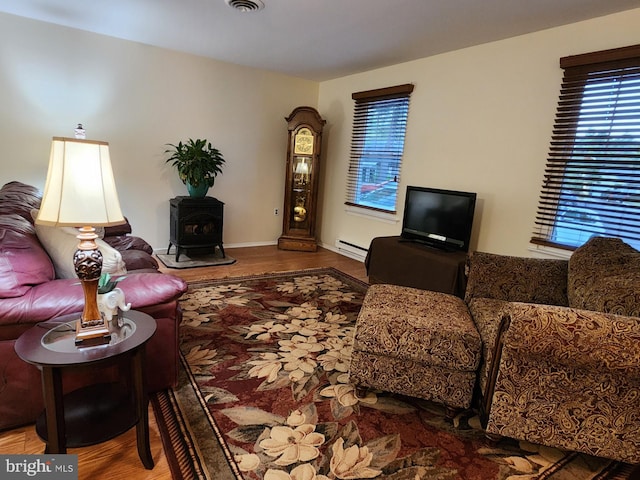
[294,128,314,155]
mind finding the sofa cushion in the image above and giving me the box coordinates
[32,211,127,279]
[0,222,55,298]
[465,251,569,306]
[568,236,640,316]
[103,218,132,237]
[103,234,154,255]
[118,249,159,271]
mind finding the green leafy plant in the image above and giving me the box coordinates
[97,272,126,294]
[165,138,226,188]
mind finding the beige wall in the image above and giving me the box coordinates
[2,8,640,257]
[0,12,318,250]
[317,8,640,257]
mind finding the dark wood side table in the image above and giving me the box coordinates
[15,310,156,469]
[365,236,468,297]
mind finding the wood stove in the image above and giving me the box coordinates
[168,196,225,261]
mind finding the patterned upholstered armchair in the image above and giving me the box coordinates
[466,237,640,464]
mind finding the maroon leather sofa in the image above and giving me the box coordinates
[0,181,188,431]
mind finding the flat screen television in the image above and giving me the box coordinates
[400,186,477,252]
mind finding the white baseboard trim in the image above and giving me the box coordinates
[324,239,368,262]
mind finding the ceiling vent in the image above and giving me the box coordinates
[225,0,264,12]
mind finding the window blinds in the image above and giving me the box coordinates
[346,84,414,213]
[531,44,640,250]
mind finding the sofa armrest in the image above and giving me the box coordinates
[0,272,187,325]
[464,252,568,306]
[486,301,640,463]
[116,273,186,306]
[503,302,640,374]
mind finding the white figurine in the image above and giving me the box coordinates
[97,287,131,326]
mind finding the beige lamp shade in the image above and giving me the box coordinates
[36,137,126,227]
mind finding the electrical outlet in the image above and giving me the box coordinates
[274,208,279,216]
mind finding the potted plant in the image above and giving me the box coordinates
[97,272,125,294]
[165,138,226,197]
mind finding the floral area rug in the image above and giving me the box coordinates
[151,268,632,480]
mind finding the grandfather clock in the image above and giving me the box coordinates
[278,106,325,251]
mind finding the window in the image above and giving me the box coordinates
[531,45,640,251]
[346,84,414,213]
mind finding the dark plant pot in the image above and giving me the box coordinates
[187,182,209,198]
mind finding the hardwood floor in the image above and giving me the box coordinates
[0,245,367,480]
[157,244,368,283]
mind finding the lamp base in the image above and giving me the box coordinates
[74,322,112,347]
[74,226,112,348]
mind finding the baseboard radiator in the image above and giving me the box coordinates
[335,239,368,262]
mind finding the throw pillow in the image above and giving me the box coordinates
[31,209,127,279]
[568,236,640,316]
[577,273,640,317]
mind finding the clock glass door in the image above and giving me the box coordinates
[291,155,311,231]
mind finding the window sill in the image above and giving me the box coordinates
[527,243,572,260]
[345,205,399,224]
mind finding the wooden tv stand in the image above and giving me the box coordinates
[365,236,468,297]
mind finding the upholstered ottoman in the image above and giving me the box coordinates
[349,284,481,415]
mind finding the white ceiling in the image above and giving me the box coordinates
[0,0,637,81]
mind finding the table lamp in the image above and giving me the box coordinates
[36,134,126,347]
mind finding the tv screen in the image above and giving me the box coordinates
[400,186,477,252]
